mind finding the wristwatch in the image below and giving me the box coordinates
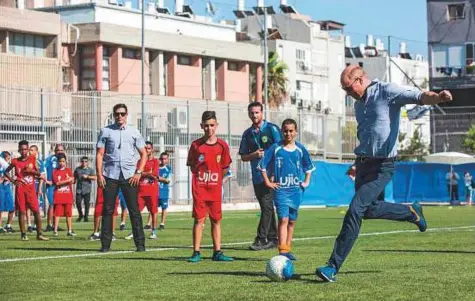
[135,170,142,175]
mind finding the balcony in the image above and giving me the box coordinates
[430,65,475,89]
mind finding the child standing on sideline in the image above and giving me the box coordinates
[52,153,76,237]
[258,119,315,261]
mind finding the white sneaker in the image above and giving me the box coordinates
[124,233,134,240]
[112,234,117,241]
[149,233,158,239]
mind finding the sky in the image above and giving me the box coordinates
[160,0,429,57]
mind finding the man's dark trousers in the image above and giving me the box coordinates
[76,193,91,219]
[101,176,145,249]
[253,183,277,243]
[328,158,414,271]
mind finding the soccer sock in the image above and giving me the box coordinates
[94,232,100,236]
[160,223,165,226]
[7,224,11,228]
[279,244,290,254]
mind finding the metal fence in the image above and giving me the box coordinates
[0,87,357,204]
[2,87,473,204]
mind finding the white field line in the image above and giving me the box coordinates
[0,225,473,264]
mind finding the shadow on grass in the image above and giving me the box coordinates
[364,249,475,254]
[9,247,99,252]
[87,256,189,262]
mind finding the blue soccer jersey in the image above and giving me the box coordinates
[158,165,172,201]
[258,141,315,208]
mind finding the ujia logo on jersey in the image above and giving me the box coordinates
[197,171,219,184]
[278,174,300,187]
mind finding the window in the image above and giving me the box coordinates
[62,67,71,91]
[466,43,475,74]
[447,4,465,21]
[122,48,140,59]
[102,46,110,91]
[80,46,96,91]
[178,55,192,66]
[8,32,46,57]
[228,62,239,71]
[296,49,310,72]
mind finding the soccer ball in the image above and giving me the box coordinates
[265,255,294,282]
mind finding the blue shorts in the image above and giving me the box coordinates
[275,204,299,221]
[159,199,169,210]
[0,184,14,212]
[35,183,44,209]
[46,186,55,206]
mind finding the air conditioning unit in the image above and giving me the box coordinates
[315,101,322,111]
[169,107,187,129]
[108,0,118,5]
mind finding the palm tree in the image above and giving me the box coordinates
[251,52,289,108]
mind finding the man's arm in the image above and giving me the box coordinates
[96,147,105,188]
[420,90,453,105]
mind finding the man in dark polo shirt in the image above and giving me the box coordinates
[239,102,282,251]
[74,156,96,222]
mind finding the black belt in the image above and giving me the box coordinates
[356,156,395,163]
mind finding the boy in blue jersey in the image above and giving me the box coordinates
[146,152,172,230]
[0,151,14,233]
[258,119,315,261]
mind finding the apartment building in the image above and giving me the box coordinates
[427,0,475,152]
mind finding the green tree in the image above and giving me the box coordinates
[462,124,475,154]
[398,129,429,161]
[251,52,289,108]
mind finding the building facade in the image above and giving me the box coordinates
[427,0,475,152]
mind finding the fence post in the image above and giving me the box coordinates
[40,89,46,158]
[227,103,231,203]
[322,114,327,160]
[338,115,343,161]
[92,94,98,142]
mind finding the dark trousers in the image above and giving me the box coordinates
[253,183,278,243]
[101,176,145,249]
[75,193,91,218]
[329,158,414,271]
[448,184,459,201]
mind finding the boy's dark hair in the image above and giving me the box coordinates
[56,153,67,161]
[247,101,263,112]
[1,151,10,158]
[18,140,29,148]
[159,152,169,158]
[81,156,88,161]
[145,141,153,147]
[113,103,128,114]
[201,111,217,123]
[282,118,298,131]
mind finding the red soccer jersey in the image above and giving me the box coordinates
[187,138,232,202]
[137,158,159,197]
[11,156,37,188]
[53,168,74,204]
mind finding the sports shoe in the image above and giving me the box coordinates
[187,251,201,263]
[149,232,158,239]
[124,233,134,240]
[136,246,146,252]
[53,232,59,237]
[212,251,234,262]
[32,225,37,231]
[89,233,100,241]
[44,225,54,232]
[316,265,337,282]
[76,216,83,222]
[0,227,5,234]
[265,240,278,250]
[57,227,65,232]
[99,247,110,253]
[67,231,77,237]
[5,226,14,233]
[410,201,427,232]
[27,226,33,233]
[144,225,152,230]
[112,234,117,241]
[280,252,297,261]
[249,240,269,251]
[119,224,126,231]
[159,224,165,231]
[84,217,89,222]
[36,234,49,241]
[21,233,28,241]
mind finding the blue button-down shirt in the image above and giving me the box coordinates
[96,123,145,180]
[354,80,423,158]
[239,120,283,184]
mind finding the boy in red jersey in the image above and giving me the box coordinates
[186,111,233,263]
[52,153,76,237]
[89,186,119,241]
[4,140,49,241]
[125,141,160,240]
